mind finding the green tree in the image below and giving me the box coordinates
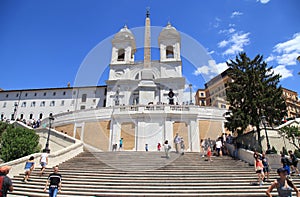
[0,125,40,162]
[279,126,300,150]
[225,53,287,149]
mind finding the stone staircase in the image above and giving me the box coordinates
[10,151,300,196]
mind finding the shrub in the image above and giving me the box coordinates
[0,125,40,162]
[294,149,300,158]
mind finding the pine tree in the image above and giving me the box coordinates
[225,53,287,149]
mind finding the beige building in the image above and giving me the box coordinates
[282,88,300,119]
[195,89,206,106]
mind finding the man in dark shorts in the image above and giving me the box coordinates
[44,166,62,197]
[0,166,13,197]
[289,150,300,176]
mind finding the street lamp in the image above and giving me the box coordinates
[12,103,18,120]
[189,84,193,105]
[44,114,54,153]
[261,115,271,153]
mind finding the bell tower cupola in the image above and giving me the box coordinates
[158,22,181,62]
[111,25,136,64]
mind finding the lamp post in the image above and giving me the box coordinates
[44,114,54,153]
[12,103,18,120]
[189,84,192,105]
[261,115,271,153]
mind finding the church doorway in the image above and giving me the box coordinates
[173,121,189,150]
[120,122,135,150]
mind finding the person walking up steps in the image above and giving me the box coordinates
[174,133,181,153]
[164,140,171,159]
[23,156,35,183]
[262,152,271,182]
[254,155,265,186]
[289,150,300,176]
[44,166,62,197]
[119,138,123,151]
[40,149,48,175]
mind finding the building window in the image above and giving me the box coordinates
[3,102,6,108]
[29,114,33,119]
[31,101,36,107]
[21,102,26,107]
[80,105,86,110]
[71,100,75,106]
[166,46,174,58]
[221,104,226,109]
[25,93,28,97]
[200,92,204,97]
[73,91,76,95]
[16,93,19,97]
[34,93,37,96]
[61,100,65,106]
[81,94,87,102]
[40,101,45,107]
[63,91,66,95]
[117,49,125,61]
[20,114,24,120]
[39,113,43,119]
[50,101,55,106]
[1,114,4,120]
[44,92,47,96]
[53,92,56,96]
[5,94,8,98]
[93,99,96,104]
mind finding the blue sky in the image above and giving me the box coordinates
[1,0,300,96]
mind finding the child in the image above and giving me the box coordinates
[157,143,161,151]
[207,146,212,161]
[24,156,35,183]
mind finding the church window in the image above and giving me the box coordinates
[71,100,75,106]
[53,92,56,96]
[80,105,86,110]
[73,91,76,95]
[63,91,66,95]
[81,94,87,102]
[40,101,45,107]
[16,93,19,97]
[50,101,55,106]
[25,93,28,97]
[29,114,33,119]
[31,101,36,107]
[34,93,37,96]
[61,100,65,106]
[3,102,6,108]
[5,94,8,98]
[21,102,26,107]
[44,92,47,96]
[117,49,125,61]
[135,73,140,80]
[166,46,174,58]
[20,114,24,119]
[39,113,43,119]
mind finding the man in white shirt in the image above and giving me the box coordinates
[216,139,222,156]
[40,149,48,175]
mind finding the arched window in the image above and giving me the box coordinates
[135,73,140,80]
[29,114,33,119]
[117,49,125,61]
[39,113,43,120]
[166,46,174,58]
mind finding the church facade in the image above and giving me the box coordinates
[0,13,227,152]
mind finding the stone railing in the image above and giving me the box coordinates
[226,143,282,169]
[0,125,83,178]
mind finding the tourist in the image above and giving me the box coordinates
[180,137,185,155]
[262,152,270,182]
[281,153,291,176]
[266,167,300,197]
[0,166,13,196]
[200,139,206,158]
[207,146,212,161]
[157,143,161,151]
[254,156,265,186]
[164,140,171,159]
[215,138,222,156]
[145,144,148,152]
[173,133,181,153]
[23,156,35,183]
[288,150,300,176]
[43,166,62,197]
[119,138,123,151]
[40,149,48,175]
[112,144,117,151]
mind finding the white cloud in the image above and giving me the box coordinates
[193,60,228,76]
[208,50,215,55]
[218,32,250,55]
[231,11,243,18]
[257,0,270,4]
[219,28,236,34]
[273,33,300,66]
[272,65,293,79]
